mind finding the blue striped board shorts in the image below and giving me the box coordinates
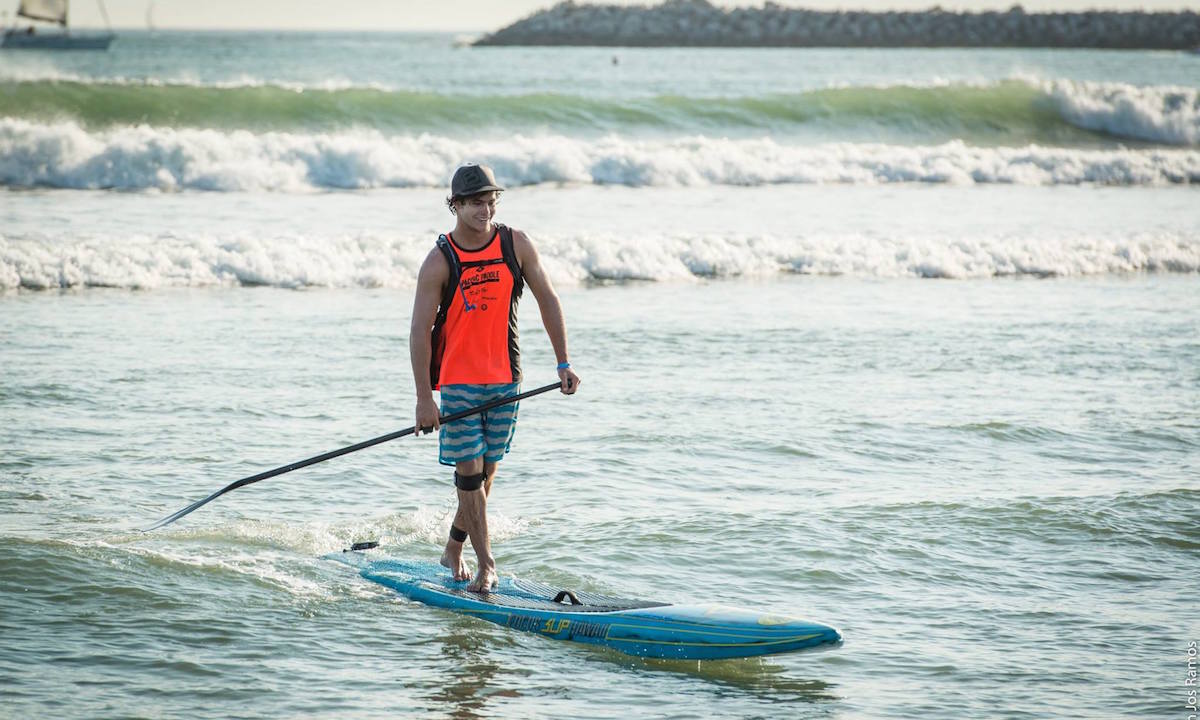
[438,382,521,467]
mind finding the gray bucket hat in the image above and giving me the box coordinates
[450,163,504,198]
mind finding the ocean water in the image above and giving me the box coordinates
[1,31,1198,720]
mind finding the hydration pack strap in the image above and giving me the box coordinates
[433,233,459,326]
[496,224,524,296]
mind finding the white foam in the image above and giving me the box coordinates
[0,231,430,290]
[402,505,533,545]
[4,228,1196,291]
[1047,79,1200,147]
[3,119,1198,193]
[90,505,535,601]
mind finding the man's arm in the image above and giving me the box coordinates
[514,230,580,395]
[410,248,449,431]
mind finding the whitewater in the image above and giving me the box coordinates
[3,180,1198,289]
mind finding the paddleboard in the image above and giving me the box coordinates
[327,547,842,660]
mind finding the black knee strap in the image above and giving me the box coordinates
[454,471,486,491]
[449,525,468,543]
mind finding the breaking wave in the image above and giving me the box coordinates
[3,229,1196,290]
[0,77,1195,146]
[2,119,1197,192]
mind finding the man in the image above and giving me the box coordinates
[410,163,581,593]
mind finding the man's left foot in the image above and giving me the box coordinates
[466,564,497,593]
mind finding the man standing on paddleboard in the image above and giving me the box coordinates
[410,163,581,593]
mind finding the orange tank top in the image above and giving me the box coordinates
[430,225,524,389]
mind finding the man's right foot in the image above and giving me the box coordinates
[440,546,472,582]
[466,563,497,593]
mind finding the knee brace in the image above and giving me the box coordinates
[454,470,486,492]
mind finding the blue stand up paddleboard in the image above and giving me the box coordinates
[327,545,842,660]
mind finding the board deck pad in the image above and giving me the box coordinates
[441,575,667,613]
[328,549,842,660]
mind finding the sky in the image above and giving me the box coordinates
[6,0,1199,32]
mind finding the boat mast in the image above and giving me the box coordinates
[96,0,112,32]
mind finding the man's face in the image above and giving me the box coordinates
[456,192,499,232]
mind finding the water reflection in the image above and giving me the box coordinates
[421,622,525,720]
[592,648,839,704]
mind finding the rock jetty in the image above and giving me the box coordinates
[475,0,1200,49]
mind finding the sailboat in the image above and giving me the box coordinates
[1,0,114,50]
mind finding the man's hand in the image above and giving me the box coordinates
[415,395,440,435]
[558,367,581,395]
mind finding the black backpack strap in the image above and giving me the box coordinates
[495,224,525,384]
[434,234,460,324]
[429,234,460,389]
[496,224,524,298]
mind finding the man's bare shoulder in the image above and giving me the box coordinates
[422,243,450,266]
[508,228,538,262]
[418,244,450,284]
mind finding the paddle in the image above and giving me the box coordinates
[144,380,565,531]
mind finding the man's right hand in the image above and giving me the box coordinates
[415,395,440,435]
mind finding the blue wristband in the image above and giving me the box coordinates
[557,361,571,371]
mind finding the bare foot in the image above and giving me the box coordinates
[440,545,471,582]
[466,562,497,593]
